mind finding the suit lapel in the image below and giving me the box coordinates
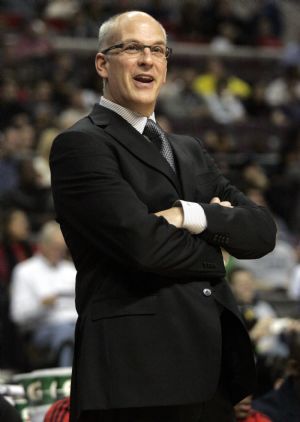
[168,134,197,201]
[90,105,181,194]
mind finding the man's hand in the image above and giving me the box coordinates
[154,207,184,228]
[210,197,233,208]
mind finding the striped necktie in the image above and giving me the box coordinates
[143,119,176,172]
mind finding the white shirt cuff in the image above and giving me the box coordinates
[174,200,207,234]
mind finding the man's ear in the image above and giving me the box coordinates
[95,53,108,79]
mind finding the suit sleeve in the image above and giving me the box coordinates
[50,130,225,278]
[193,138,277,259]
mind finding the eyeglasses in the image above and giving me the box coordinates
[101,41,172,60]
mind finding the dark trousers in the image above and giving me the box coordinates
[78,389,236,422]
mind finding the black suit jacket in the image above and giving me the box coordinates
[50,104,276,420]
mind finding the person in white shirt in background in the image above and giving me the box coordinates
[10,220,77,367]
[289,242,300,301]
[228,267,300,359]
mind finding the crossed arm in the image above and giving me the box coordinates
[50,130,276,276]
[155,197,233,230]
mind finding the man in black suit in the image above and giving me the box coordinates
[50,10,277,422]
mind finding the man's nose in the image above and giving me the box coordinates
[138,47,153,64]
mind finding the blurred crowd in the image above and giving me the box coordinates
[0,0,291,45]
[0,1,300,421]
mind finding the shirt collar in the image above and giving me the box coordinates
[100,96,155,134]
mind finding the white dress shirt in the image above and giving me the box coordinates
[10,254,77,331]
[100,96,207,234]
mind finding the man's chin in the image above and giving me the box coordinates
[129,96,156,115]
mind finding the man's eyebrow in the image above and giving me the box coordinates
[121,38,166,45]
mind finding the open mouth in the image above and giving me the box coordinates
[133,75,154,84]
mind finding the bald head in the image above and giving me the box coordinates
[98,11,167,52]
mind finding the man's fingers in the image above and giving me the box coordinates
[210,197,233,208]
[210,197,221,204]
[219,201,233,208]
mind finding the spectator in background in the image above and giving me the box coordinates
[82,0,117,37]
[233,182,297,291]
[0,79,27,130]
[203,76,246,124]
[57,86,97,129]
[12,19,52,61]
[282,30,300,67]
[233,235,296,291]
[193,58,251,100]
[143,0,172,25]
[210,22,238,52]
[44,0,79,21]
[33,127,60,188]
[255,16,283,48]
[29,80,57,132]
[227,267,286,358]
[266,129,300,237]
[244,82,271,121]
[265,65,300,109]
[17,123,36,156]
[0,208,34,286]
[234,395,271,422]
[0,0,44,20]
[253,0,283,46]
[228,267,277,324]
[66,10,97,38]
[0,208,35,369]
[0,126,21,195]
[242,163,269,192]
[158,67,207,120]
[200,0,245,45]
[44,396,70,422]
[246,187,294,245]
[1,153,55,232]
[289,242,300,301]
[51,53,78,99]
[252,330,300,422]
[228,266,300,398]
[202,128,236,155]
[177,0,202,40]
[10,220,77,367]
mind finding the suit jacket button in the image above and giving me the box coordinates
[203,288,212,297]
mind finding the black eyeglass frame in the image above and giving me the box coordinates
[101,42,172,59]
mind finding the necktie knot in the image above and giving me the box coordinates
[143,119,176,172]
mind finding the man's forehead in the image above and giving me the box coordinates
[114,14,166,42]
